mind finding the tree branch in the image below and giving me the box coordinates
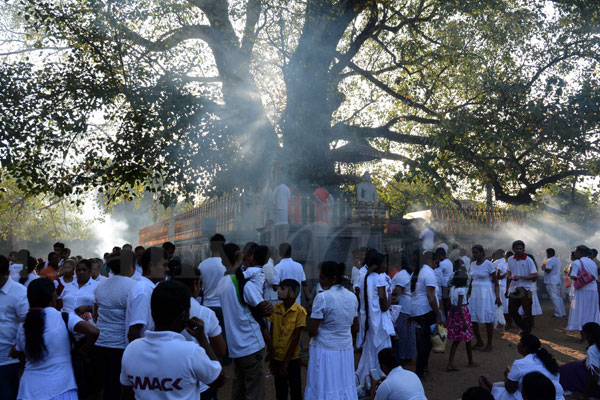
[241,0,262,59]
[114,23,213,52]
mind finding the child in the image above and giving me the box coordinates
[447,270,478,371]
[268,279,307,400]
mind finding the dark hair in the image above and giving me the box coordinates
[279,243,292,259]
[222,243,248,306]
[512,240,525,249]
[107,250,135,275]
[452,270,469,288]
[19,257,38,284]
[453,259,465,272]
[462,387,494,400]
[47,252,59,261]
[493,249,505,259]
[576,245,591,257]
[435,247,446,258]
[520,334,559,375]
[253,245,270,267]
[505,251,514,259]
[592,249,599,258]
[472,244,484,254]
[77,259,92,272]
[0,255,8,276]
[320,261,345,285]
[210,234,226,253]
[63,248,71,255]
[363,252,386,342]
[162,242,176,252]
[53,242,65,250]
[411,251,433,292]
[122,244,133,250]
[172,263,201,292]
[151,281,191,327]
[522,371,556,400]
[546,248,555,257]
[279,279,300,296]
[223,243,240,267]
[582,322,600,347]
[134,246,145,253]
[167,258,181,278]
[141,247,168,273]
[24,278,55,361]
[377,348,400,370]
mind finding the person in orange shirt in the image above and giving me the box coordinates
[39,252,60,281]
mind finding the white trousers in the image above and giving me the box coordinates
[546,283,566,317]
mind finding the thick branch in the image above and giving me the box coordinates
[241,0,261,59]
[332,122,430,145]
[115,23,213,52]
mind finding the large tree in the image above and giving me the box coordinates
[1,0,599,205]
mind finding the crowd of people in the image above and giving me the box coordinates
[2,236,600,400]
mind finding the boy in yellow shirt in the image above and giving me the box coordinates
[268,279,307,400]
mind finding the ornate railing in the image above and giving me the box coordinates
[431,206,526,235]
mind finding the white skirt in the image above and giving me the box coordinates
[500,283,509,314]
[305,345,358,400]
[567,289,600,331]
[469,285,495,323]
[355,329,392,386]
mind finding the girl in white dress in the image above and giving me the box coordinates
[468,245,501,352]
[567,246,600,336]
[356,253,393,386]
[480,333,564,400]
[305,261,359,400]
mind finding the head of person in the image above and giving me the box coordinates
[493,249,505,261]
[367,252,386,274]
[61,248,71,260]
[582,322,600,347]
[162,242,176,259]
[269,246,279,263]
[545,248,555,259]
[75,259,92,284]
[0,255,8,279]
[61,259,76,278]
[521,371,556,400]
[422,251,434,267]
[319,261,345,290]
[171,263,201,298]
[518,334,559,375]
[122,243,133,251]
[377,348,400,375]
[209,234,226,255]
[462,387,494,400]
[453,258,465,272]
[435,247,446,261]
[570,251,576,261]
[279,242,292,259]
[90,258,102,279]
[352,248,363,268]
[53,242,65,254]
[24,278,57,361]
[452,243,459,250]
[243,242,258,267]
[459,248,467,257]
[505,250,514,261]
[388,252,403,271]
[112,246,121,255]
[151,280,191,332]
[106,249,135,277]
[471,244,485,262]
[592,249,599,259]
[512,240,525,257]
[141,247,170,283]
[134,246,145,265]
[576,245,591,259]
[47,252,59,268]
[452,270,469,288]
[253,245,270,267]
[278,279,300,302]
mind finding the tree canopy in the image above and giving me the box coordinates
[1,0,599,206]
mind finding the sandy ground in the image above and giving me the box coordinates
[218,298,585,400]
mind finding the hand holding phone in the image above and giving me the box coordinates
[370,368,381,381]
[185,316,206,340]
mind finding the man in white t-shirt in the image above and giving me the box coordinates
[418,224,434,251]
[272,243,309,305]
[507,240,537,334]
[434,247,453,316]
[120,280,223,399]
[132,246,145,281]
[541,248,565,318]
[0,255,28,399]
[370,348,427,400]
[126,247,169,342]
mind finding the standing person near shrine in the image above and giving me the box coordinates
[507,240,538,335]
[418,223,435,251]
[0,255,28,400]
[468,244,501,352]
[273,243,310,305]
[39,252,60,281]
[305,261,359,400]
[567,245,600,338]
[435,247,453,317]
[542,248,566,318]
[390,252,416,363]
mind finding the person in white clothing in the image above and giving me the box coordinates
[305,261,359,400]
[357,253,393,386]
[120,280,223,400]
[0,255,29,399]
[468,244,501,352]
[390,252,416,362]
[410,251,442,379]
[541,248,566,318]
[131,246,145,281]
[567,245,600,336]
[506,241,538,334]
[272,183,291,225]
[418,224,434,251]
[435,247,453,316]
[480,333,564,400]
[272,243,310,305]
[8,250,26,282]
[90,259,107,283]
[93,250,138,400]
[262,248,279,305]
[60,259,99,317]
[126,247,169,342]
[14,278,99,400]
[368,348,427,400]
[494,250,510,326]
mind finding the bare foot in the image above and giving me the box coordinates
[472,342,484,349]
[446,365,460,372]
[481,346,493,352]
[468,362,480,368]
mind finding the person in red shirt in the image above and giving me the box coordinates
[39,252,60,281]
